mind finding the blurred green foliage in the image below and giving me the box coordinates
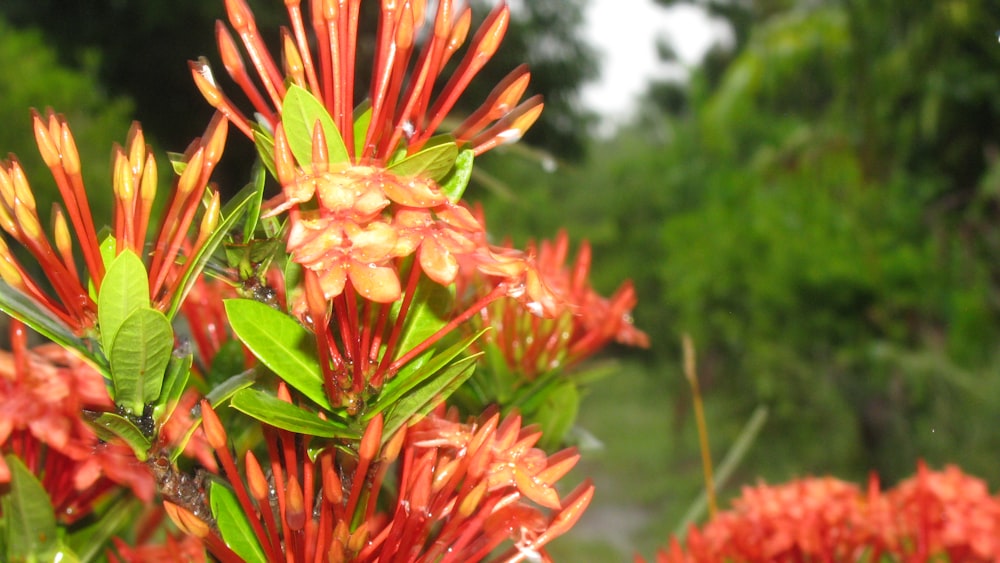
[0,15,133,227]
[474,1,1000,537]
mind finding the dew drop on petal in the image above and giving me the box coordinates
[507,283,526,299]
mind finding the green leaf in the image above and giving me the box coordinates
[352,101,372,158]
[65,493,138,563]
[99,234,117,269]
[440,148,474,202]
[109,307,173,414]
[164,183,254,320]
[2,454,59,561]
[369,330,485,419]
[231,389,359,439]
[382,356,479,440]
[532,381,579,448]
[97,250,150,354]
[225,299,332,410]
[204,369,258,406]
[152,345,193,424]
[0,281,94,363]
[251,124,278,182]
[388,136,458,182]
[86,412,151,461]
[166,151,187,175]
[243,160,267,244]
[209,482,268,563]
[393,277,453,363]
[281,84,349,167]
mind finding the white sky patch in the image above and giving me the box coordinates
[581,1,729,124]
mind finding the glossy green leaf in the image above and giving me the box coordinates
[231,389,359,439]
[382,356,478,440]
[440,149,474,202]
[97,250,150,354]
[109,307,173,414]
[369,330,485,419]
[209,482,267,563]
[0,281,94,363]
[352,101,372,158]
[204,369,258,406]
[393,277,453,363]
[388,136,458,182]
[2,454,59,561]
[242,160,266,244]
[86,412,152,461]
[281,84,349,167]
[99,234,117,269]
[153,345,194,424]
[251,123,278,182]
[164,184,254,320]
[166,151,187,175]
[225,299,332,410]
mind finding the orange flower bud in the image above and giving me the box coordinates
[59,122,82,177]
[285,475,306,531]
[163,501,210,538]
[31,109,61,169]
[200,400,228,451]
[245,451,269,501]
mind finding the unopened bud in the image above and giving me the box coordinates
[60,123,82,176]
[31,109,60,169]
[282,30,305,87]
[191,59,223,108]
[245,451,269,501]
[285,476,306,531]
[200,399,228,451]
[163,501,210,538]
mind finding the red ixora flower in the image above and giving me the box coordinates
[462,229,649,379]
[191,0,546,305]
[641,461,1000,563]
[0,319,154,523]
[176,395,594,563]
[191,0,558,408]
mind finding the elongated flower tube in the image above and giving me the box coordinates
[0,110,229,334]
[464,229,649,380]
[192,0,557,409]
[195,398,594,562]
[196,0,542,160]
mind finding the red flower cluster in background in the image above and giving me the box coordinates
[644,461,1000,562]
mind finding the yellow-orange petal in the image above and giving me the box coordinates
[347,221,399,263]
[379,174,448,208]
[419,237,458,285]
[317,266,349,300]
[346,261,400,303]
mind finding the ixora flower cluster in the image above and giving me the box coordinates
[645,462,1000,562]
[0,0,647,561]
